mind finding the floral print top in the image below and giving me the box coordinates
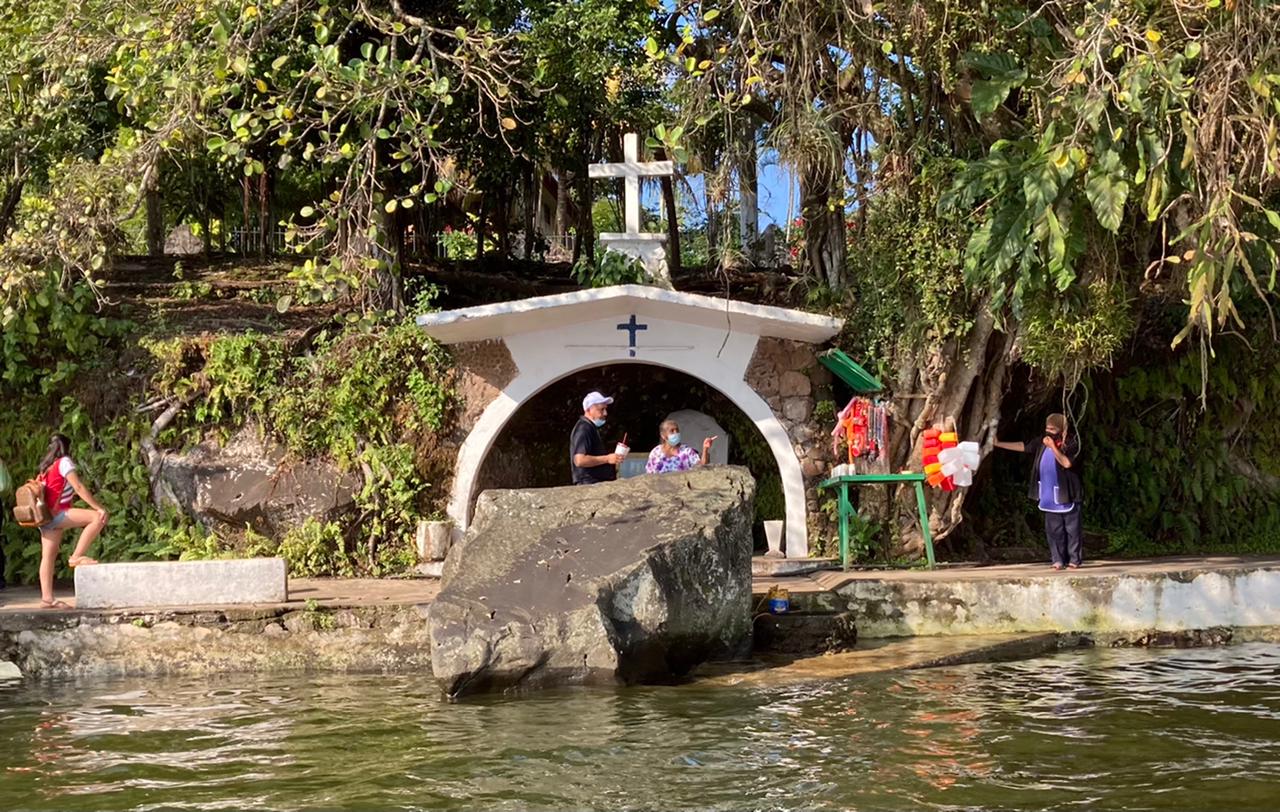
[645,444,702,474]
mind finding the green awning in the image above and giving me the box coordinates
[818,348,883,394]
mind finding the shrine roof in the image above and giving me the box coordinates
[415,284,843,345]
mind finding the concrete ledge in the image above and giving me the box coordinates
[75,558,287,609]
[829,566,1280,637]
[752,556,838,578]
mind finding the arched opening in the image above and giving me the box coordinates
[473,363,785,552]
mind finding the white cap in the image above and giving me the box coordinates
[582,391,614,412]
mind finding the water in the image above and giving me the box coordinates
[2,645,1280,811]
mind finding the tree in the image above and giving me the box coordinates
[666,0,1280,551]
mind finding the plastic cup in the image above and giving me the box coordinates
[614,443,630,458]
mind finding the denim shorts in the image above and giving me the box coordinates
[39,512,71,531]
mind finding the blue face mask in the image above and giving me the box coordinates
[592,418,606,428]
[666,432,681,446]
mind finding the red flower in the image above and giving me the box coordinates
[444,225,453,233]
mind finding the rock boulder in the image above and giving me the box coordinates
[429,466,755,696]
[153,424,360,537]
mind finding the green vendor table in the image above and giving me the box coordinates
[818,473,935,570]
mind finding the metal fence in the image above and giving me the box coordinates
[221,228,579,261]
[226,228,289,256]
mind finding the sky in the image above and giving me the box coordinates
[638,152,799,232]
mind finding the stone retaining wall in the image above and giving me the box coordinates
[0,605,433,680]
[790,566,1280,638]
[746,337,837,549]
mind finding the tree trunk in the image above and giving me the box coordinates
[575,153,595,265]
[241,176,252,253]
[522,163,535,260]
[0,176,25,244]
[257,168,271,259]
[146,184,165,257]
[880,300,1016,556]
[738,125,759,263]
[799,168,846,290]
[367,204,404,314]
[201,203,212,256]
[475,194,489,259]
[655,147,682,278]
[555,168,572,239]
[219,197,228,254]
[496,183,512,258]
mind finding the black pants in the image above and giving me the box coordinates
[1044,506,1083,566]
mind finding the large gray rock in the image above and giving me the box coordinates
[429,466,756,696]
[153,424,360,537]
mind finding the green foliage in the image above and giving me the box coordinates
[437,227,480,260]
[1,274,126,393]
[275,520,353,579]
[572,249,648,288]
[1020,279,1134,384]
[716,408,784,525]
[272,320,453,464]
[354,443,427,575]
[942,3,1280,350]
[1,304,455,584]
[841,183,972,368]
[194,333,286,429]
[1083,317,1280,554]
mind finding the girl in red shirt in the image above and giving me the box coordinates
[36,434,109,608]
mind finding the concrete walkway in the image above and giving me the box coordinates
[0,577,441,614]
[3,555,1277,619]
[754,555,1280,595]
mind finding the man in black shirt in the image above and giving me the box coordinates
[570,391,621,484]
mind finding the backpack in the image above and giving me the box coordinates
[13,474,52,528]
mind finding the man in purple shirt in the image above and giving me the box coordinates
[995,413,1083,570]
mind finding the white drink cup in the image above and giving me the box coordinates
[614,442,630,459]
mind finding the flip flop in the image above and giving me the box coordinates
[40,599,72,610]
[1051,563,1063,571]
[68,557,99,567]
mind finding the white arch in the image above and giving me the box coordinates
[446,359,811,558]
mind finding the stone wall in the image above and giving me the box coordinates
[448,339,518,436]
[787,565,1280,638]
[0,605,434,679]
[746,337,836,552]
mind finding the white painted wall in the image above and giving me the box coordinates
[445,309,812,557]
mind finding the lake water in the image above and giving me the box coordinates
[2,644,1279,811]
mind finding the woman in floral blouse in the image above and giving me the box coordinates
[645,419,717,474]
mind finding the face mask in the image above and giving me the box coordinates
[666,432,681,446]
[592,418,606,428]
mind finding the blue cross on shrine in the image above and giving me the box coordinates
[616,314,648,357]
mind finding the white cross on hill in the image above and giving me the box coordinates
[588,133,674,234]
[588,133,676,288]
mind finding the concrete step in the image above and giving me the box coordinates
[751,556,838,578]
[74,558,288,609]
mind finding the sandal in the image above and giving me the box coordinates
[68,557,99,567]
[40,599,72,610]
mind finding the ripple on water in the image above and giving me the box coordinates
[2,644,1280,811]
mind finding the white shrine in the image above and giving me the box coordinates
[588,133,675,287]
[417,285,843,559]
